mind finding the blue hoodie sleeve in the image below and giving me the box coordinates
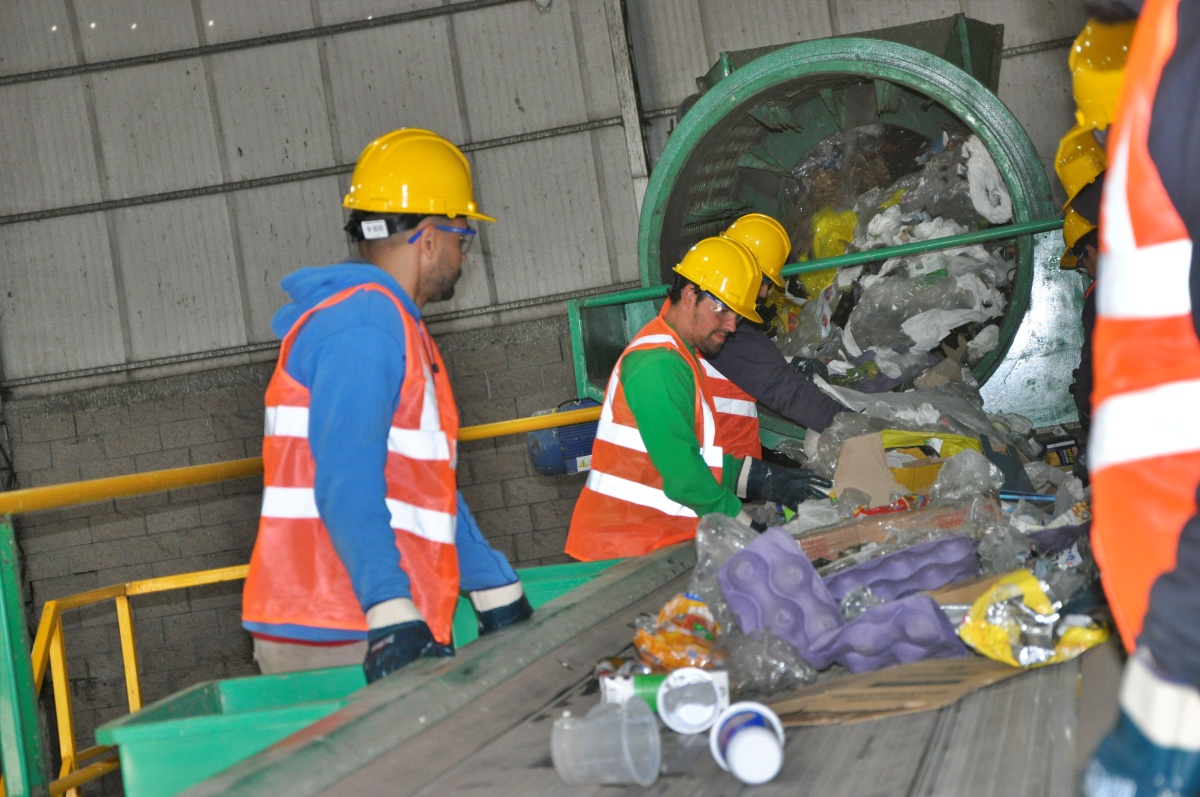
[289,292,414,615]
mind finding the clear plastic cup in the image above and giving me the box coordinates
[551,696,661,787]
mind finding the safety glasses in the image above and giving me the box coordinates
[407,223,478,254]
[702,291,737,319]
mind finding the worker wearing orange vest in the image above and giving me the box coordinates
[565,237,831,561]
[243,130,531,683]
[704,214,849,459]
[1082,1,1200,793]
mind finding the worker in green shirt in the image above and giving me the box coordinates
[565,236,830,561]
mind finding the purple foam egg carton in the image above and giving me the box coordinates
[822,535,981,603]
[809,593,968,674]
[718,528,844,670]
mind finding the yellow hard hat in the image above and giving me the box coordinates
[673,237,764,324]
[1070,19,1135,132]
[343,128,495,222]
[722,213,790,287]
[1055,123,1106,209]
[1060,209,1097,269]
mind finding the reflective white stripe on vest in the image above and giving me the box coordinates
[1090,378,1200,471]
[1098,240,1193,319]
[264,406,309,438]
[585,470,697,518]
[385,498,456,544]
[1099,127,1194,319]
[259,487,454,543]
[700,359,730,381]
[388,427,452,461]
[261,486,319,519]
[713,396,757,418]
[629,334,677,349]
[596,418,647,452]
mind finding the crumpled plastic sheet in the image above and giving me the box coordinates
[929,449,1005,503]
[963,134,1012,224]
[1024,460,1087,517]
[844,272,1005,356]
[713,627,817,697]
[781,497,853,536]
[837,584,886,620]
[689,513,759,633]
[813,379,1039,461]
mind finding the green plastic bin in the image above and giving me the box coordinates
[95,559,621,797]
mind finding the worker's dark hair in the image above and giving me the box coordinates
[668,273,699,303]
[344,211,426,242]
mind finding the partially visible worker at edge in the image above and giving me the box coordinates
[241,129,532,684]
[704,213,849,459]
[564,237,831,561]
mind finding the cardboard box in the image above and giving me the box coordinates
[889,457,947,494]
[767,656,1023,726]
[833,434,903,508]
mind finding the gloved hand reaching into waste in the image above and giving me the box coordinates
[362,599,454,684]
[738,457,832,509]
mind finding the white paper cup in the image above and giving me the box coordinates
[656,667,730,734]
[551,696,660,787]
[709,701,785,785]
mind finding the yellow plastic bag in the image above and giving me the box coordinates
[879,430,982,458]
[634,594,721,672]
[959,569,1108,667]
[798,207,858,296]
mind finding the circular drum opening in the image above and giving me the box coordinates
[639,39,1055,402]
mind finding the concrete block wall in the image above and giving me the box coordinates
[3,312,585,793]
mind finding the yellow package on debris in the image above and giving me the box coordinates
[958,569,1108,667]
[634,594,721,672]
[799,207,858,296]
[879,430,981,458]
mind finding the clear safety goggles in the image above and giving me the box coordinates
[408,223,477,254]
[702,291,738,320]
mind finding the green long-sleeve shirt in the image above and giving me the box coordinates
[619,329,744,519]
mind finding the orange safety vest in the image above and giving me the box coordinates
[700,357,762,459]
[242,284,461,644]
[1090,0,1200,652]
[565,311,725,561]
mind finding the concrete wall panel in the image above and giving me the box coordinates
[456,2,588,140]
[700,0,832,58]
[90,60,223,199]
[626,0,707,111]
[962,0,1087,49]
[0,77,102,215]
[474,133,610,305]
[197,0,315,44]
[831,0,963,36]
[231,177,350,342]
[71,0,198,63]
[0,0,77,76]
[109,196,245,360]
[0,214,124,378]
[209,41,335,181]
[325,21,463,161]
[315,0,442,27]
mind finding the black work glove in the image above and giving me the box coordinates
[477,594,533,636]
[739,457,832,507]
[363,620,454,684]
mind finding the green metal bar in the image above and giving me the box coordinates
[0,515,49,797]
[783,216,1064,277]
[574,284,669,309]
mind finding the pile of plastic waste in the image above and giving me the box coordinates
[763,123,1016,393]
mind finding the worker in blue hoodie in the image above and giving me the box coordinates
[242,129,532,683]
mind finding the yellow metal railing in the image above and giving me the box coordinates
[0,406,601,797]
